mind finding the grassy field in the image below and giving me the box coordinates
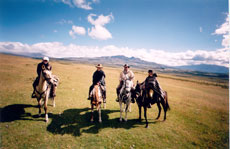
[0,53,229,149]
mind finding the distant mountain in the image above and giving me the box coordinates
[176,64,229,74]
[59,55,170,70]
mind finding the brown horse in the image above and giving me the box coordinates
[134,82,170,128]
[90,83,102,123]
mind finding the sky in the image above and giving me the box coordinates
[0,0,229,67]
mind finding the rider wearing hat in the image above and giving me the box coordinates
[88,64,106,101]
[116,64,135,103]
[142,70,164,108]
[31,57,53,98]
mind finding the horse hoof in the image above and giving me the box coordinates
[99,120,102,123]
[53,104,56,107]
[90,119,94,122]
[38,113,41,117]
[119,118,122,122]
[124,119,127,122]
[145,125,148,128]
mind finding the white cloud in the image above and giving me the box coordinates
[87,13,113,40]
[0,42,228,67]
[73,0,92,10]
[57,0,98,10]
[53,30,58,33]
[213,15,230,49]
[69,26,86,39]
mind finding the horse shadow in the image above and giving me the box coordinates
[47,107,154,137]
[0,104,40,122]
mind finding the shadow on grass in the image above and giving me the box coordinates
[0,104,39,122]
[47,107,157,137]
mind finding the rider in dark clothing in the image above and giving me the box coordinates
[88,64,106,102]
[31,57,53,98]
[143,70,164,108]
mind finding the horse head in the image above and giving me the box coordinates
[134,81,142,99]
[42,69,53,84]
[120,79,133,101]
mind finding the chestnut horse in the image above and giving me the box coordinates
[134,82,170,128]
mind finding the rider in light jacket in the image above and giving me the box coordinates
[116,64,135,103]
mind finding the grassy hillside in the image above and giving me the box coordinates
[0,54,229,148]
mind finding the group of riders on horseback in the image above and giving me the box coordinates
[31,57,168,125]
[31,57,165,109]
[86,62,165,109]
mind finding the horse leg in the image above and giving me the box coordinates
[103,102,106,109]
[119,101,123,122]
[124,103,129,122]
[138,105,142,122]
[91,104,94,122]
[44,97,48,122]
[37,98,42,117]
[162,101,167,121]
[52,97,55,107]
[128,104,132,112]
[144,106,148,128]
[98,104,102,123]
[156,102,161,120]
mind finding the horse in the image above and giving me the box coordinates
[118,79,133,122]
[134,81,170,128]
[34,69,55,122]
[90,83,103,123]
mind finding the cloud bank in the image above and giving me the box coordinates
[0,42,228,67]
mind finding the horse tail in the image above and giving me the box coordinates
[164,91,170,111]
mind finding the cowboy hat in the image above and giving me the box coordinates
[123,64,130,68]
[95,64,103,68]
[148,70,153,73]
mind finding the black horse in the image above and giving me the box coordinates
[134,81,170,128]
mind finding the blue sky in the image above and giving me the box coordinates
[0,0,229,66]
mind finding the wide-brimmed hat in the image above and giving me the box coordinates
[43,57,49,62]
[95,64,103,68]
[123,64,130,68]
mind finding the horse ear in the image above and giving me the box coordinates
[137,80,139,84]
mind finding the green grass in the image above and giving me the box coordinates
[0,54,229,149]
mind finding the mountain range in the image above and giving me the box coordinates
[1,52,229,76]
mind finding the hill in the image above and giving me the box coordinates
[0,53,229,148]
[176,64,229,74]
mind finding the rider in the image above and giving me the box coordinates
[31,57,55,98]
[88,64,106,102]
[142,70,164,108]
[116,64,135,103]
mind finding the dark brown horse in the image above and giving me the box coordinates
[134,82,170,128]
